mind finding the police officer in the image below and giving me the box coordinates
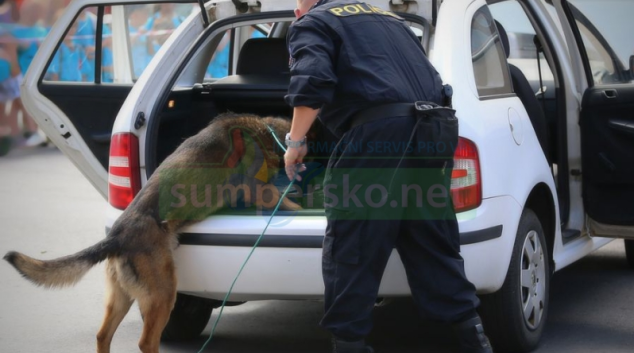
[283,1,493,352]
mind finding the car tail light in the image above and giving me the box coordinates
[451,138,481,212]
[108,133,141,210]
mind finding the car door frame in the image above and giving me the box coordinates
[21,0,200,197]
[552,0,634,237]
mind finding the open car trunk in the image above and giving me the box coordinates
[153,81,334,215]
[152,37,336,215]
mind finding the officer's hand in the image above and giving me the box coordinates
[284,145,308,181]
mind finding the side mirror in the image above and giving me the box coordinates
[630,55,634,79]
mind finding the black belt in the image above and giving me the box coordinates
[347,86,454,131]
[349,101,447,130]
[348,103,416,130]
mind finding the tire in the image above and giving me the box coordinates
[624,239,634,269]
[161,293,216,341]
[479,209,550,353]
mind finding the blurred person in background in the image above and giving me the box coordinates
[46,12,85,82]
[75,8,114,82]
[42,0,66,29]
[0,0,20,156]
[10,0,48,146]
[0,39,20,156]
[128,4,151,79]
[0,0,19,23]
[144,4,183,55]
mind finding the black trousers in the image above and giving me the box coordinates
[320,114,479,341]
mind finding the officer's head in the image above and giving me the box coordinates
[295,0,319,19]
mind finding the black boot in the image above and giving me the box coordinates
[332,338,375,353]
[453,316,493,353]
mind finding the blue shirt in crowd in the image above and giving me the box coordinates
[11,25,49,73]
[47,42,86,82]
[75,15,114,82]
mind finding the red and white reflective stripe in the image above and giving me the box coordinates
[108,174,132,188]
[451,159,478,188]
[450,138,482,212]
[109,156,130,168]
[108,133,141,210]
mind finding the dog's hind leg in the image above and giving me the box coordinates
[97,261,134,353]
[137,285,176,353]
[136,255,177,353]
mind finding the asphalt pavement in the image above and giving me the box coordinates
[1,147,633,353]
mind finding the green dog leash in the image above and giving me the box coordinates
[198,126,297,352]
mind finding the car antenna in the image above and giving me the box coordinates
[198,0,210,27]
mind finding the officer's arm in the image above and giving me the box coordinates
[285,18,338,111]
[289,106,319,142]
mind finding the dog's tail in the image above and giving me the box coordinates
[3,237,119,288]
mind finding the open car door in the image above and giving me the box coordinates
[21,0,197,197]
[557,0,634,236]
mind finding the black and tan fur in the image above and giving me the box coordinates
[4,113,303,353]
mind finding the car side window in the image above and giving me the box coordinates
[205,30,231,79]
[44,4,194,84]
[204,25,269,80]
[489,1,555,94]
[471,6,512,97]
[565,0,634,85]
[44,7,107,83]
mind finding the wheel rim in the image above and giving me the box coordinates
[520,230,546,330]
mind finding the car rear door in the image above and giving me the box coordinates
[557,0,634,235]
[21,0,197,197]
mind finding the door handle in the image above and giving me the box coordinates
[603,89,618,99]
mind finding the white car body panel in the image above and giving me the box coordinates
[174,195,523,299]
[106,193,521,297]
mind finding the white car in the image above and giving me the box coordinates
[21,0,634,351]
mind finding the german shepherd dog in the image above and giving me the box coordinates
[3,113,304,353]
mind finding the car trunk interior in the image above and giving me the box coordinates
[151,34,335,214]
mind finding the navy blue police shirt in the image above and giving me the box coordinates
[285,0,444,138]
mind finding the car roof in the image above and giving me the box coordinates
[216,0,436,22]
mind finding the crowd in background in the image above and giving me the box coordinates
[44,4,191,83]
[0,0,54,154]
[0,0,192,157]
[0,0,268,157]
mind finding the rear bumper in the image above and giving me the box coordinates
[104,195,518,301]
[177,226,502,248]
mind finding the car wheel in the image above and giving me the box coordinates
[624,240,634,269]
[161,293,216,341]
[479,208,550,353]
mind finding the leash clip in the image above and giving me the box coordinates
[414,101,440,112]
